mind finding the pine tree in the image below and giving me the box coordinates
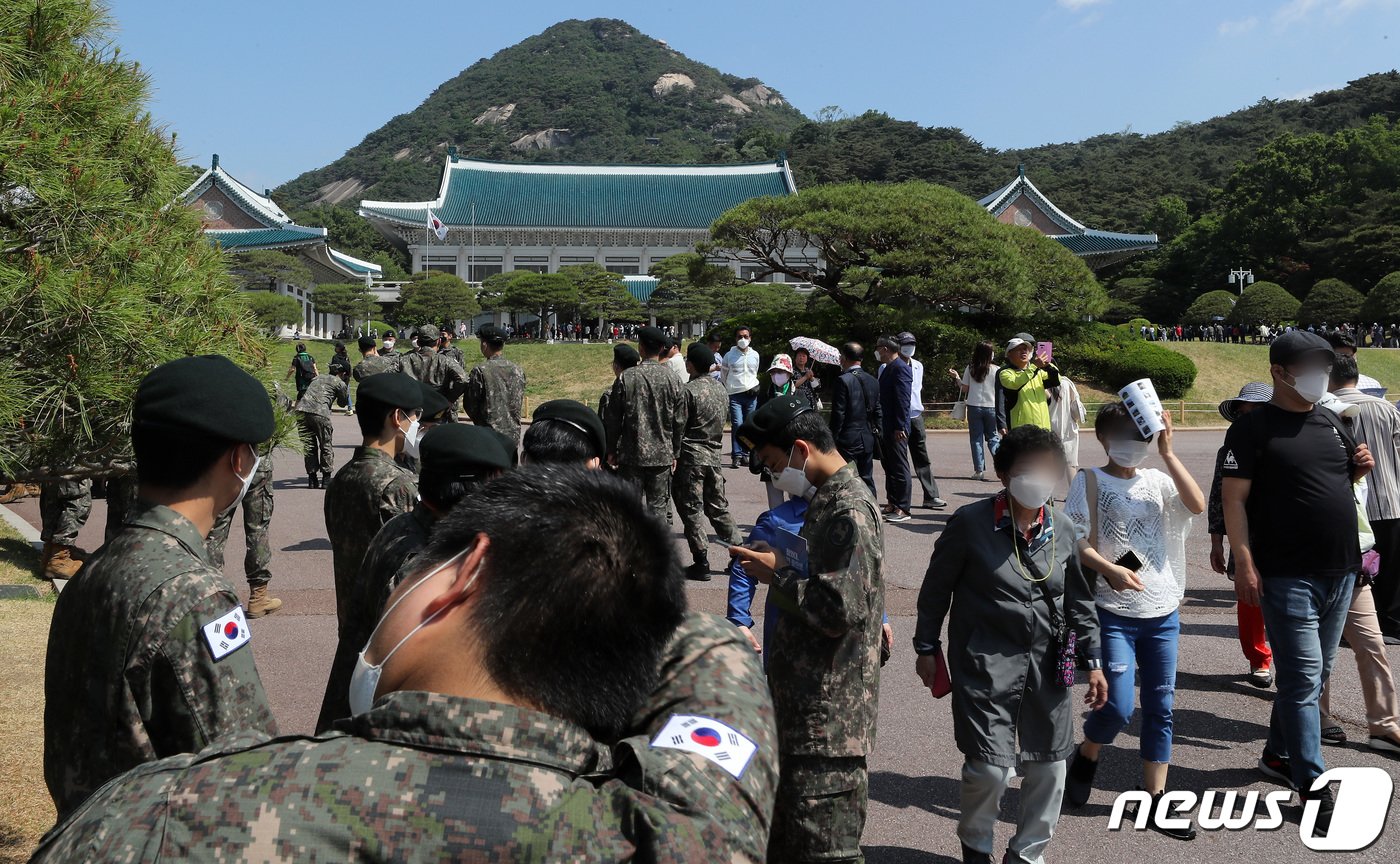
[0,0,278,481]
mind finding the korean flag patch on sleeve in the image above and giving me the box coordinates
[650,714,757,779]
[202,606,251,661]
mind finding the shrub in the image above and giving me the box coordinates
[1181,290,1236,325]
[1228,281,1299,327]
[1361,272,1400,324]
[1297,278,1363,327]
[1058,324,1198,399]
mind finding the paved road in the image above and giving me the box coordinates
[14,422,1400,861]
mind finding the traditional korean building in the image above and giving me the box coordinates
[180,155,382,338]
[357,151,799,288]
[979,166,1158,270]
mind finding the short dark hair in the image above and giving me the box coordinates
[355,394,400,437]
[522,419,596,464]
[295,343,306,353]
[706,332,722,345]
[133,427,239,489]
[1324,331,1356,351]
[1331,353,1361,387]
[767,410,837,454]
[418,473,486,511]
[414,467,684,739]
[840,342,864,362]
[1093,401,1142,440]
[735,325,751,336]
[417,333,436,347]
[992,425,1066,476]
[876,335,899,352]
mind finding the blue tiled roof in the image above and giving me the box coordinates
[1052,230,1158,256]
[206,225,326,251]
[623,276,659,304]
[360,158,796,230]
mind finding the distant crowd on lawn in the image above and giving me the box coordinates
[1143,321,1400,347]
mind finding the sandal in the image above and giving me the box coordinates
[1321,725,1348,746]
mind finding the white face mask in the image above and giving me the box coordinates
[383,340,395,351]
[221,445,260,518]
[771,446,816,500]
[400,413,422,459]
[736,338,751,350]
[1286,370,1331,404]
[1008,473,1056,509]
[900,345,916,358]
[348,546,477,716]
[771,372,791,387]
[1107,439,1152,469]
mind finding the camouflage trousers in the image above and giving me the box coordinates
[673,461,742,565]
[102,474,140,545]
[768,755,869,864]
[39,479,91,545]
[206,461,274,587]
[618,464,674,525]
[299,412,335,477]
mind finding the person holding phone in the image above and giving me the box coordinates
[1061,402,1205,839]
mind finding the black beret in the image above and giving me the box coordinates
[493,429,520,467]
[477,324,508,343]
[638,325,666,343]
[418,382,452,423]
[133,355,274,443]
[420,424,513,478]
[612,343,640,368]
[356,373,423,410]
[532,399,606,458]
[357,335,377,351]
[737,394,813,452]
[686,343,715,372]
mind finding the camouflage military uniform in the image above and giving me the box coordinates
[39,478,91,545]
[205,454,275,588]
[102,471,140,544]
[317,446,419,732]
[402,347,468,421]
[319,504,436,729]
[440,343,466,415]
[765,462,885,863]
[296,374,349,479]
[352,352,401,381]
[43,504,277,819]
[675,375,743,567]
[605,358,685,523]
[465,354,526,445]
[33,612,778,863]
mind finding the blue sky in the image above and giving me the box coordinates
[106,0,1400,191]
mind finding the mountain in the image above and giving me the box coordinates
[275,19,806,209]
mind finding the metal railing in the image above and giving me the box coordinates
[921,401,1225,421]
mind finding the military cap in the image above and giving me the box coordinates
[417,324,440,339]
[532,399,607,458]
[638,325,667,344]
[896,331,917,346]
[736,394,813,452]
[133,355,274,443]
[492,429,520,467]
[356,373,423,410]
[477,324,508,343]
[686,342,715,373]
[357,335,377,352]
[420,424,513,478]
[418,382,452,423]
[613,343,640,368]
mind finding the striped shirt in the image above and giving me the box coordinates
[1335,387,1400,521]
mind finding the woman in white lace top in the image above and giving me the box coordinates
[1060,402,1205,840]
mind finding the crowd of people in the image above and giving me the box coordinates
[1140,320,1400,348]
[21,319,1399,862]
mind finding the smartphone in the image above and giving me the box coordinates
[1114,550,1143,572]
[1035,341,1054,363]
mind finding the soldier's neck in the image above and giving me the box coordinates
[139,485,217,539]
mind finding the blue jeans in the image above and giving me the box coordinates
[966,406,1000,473]
[1083,608,1180,763]
[728,390,758,458]
[1258,574,1354,788]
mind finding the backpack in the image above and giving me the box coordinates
[293,352,315,383]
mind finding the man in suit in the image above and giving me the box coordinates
[876,336,913,523]
[829,342,880,497]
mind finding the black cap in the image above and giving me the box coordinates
[1269,330,1335,366]
[418,382,452,423]
[493,429,519,467]
[133,355,274,443]
[638,325,666,343]
[357,335,377,352]
[612,343,640,368]
[737,394,813,452]
[420,424,512,478]
[532,399,607,458]
[896,331,917,345]
[356,373,423,410]
[477,324,507,343]
[686,342,715,373]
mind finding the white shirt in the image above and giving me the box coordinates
[722,346,761,395]
[665,353,688,384]
[961,364,999,408]
[907,357,925,419]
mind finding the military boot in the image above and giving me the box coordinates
[42,543,83,580]
[247,584,283,618]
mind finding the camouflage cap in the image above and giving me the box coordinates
[736,395,812,452]
[418,324,441,339]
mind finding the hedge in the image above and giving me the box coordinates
[1057,324,1198,399]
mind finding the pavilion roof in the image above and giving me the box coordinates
[359,156,797,231]
[979,166,1158,264]
[623,275,659,304]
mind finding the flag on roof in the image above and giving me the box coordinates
[427,208,448,241]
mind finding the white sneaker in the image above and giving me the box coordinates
[971,471,984,481]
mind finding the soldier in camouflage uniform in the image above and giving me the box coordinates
[731,395,886,864]
[32,468,779,864]
[296,368,350,488]
[38,477,91,579]
[43,356,279,820]
[402,325,468,422]
[206,449,280,618]
[599,343,640,460]
[605,326,685,524]
[353,334,401,381]
[317,373,422,732]
[102,469,141,544]
[321,424,511,728]
[465,323,527,445]
[439,327,467,417]
[676,343,744,581]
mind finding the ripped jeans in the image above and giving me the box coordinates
[1082,608,1180,763]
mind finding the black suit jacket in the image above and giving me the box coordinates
[829,366,880,456]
